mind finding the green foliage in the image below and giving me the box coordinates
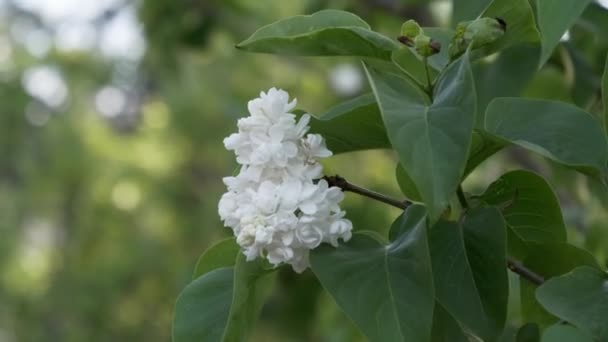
[484,98,608,181]
[536,266,608,341]
[304,93,391,153]
[236,10,397,59]
[172,2,608,340]
[174,252,274,342]
[480,170,566,258]
[536,0,593,66]
[429,207,508,341]
[540,324,593,342]
[310,205,434,342]
[365,52,475,221]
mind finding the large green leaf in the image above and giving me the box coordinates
[536,0,593,66]
[537,266,608,341]
[236,10,397,59]
[365,53,476,221]
[429,207,508,341]
[516,323,540,342]
[173,255,273,342]
[479,0,540,53]
[307,93,390,154]
[579,3,608,42]
[484,97,608,181]
[540,324,593,342]
[519,243,600,327]
[310,205,435,342]
[481,170,566,258]
[430,303,469,342]
[193,238,240,279]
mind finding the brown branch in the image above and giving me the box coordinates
[507,257,545,285]
[323,175,411,210]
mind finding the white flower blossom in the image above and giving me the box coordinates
[218,88,352,273]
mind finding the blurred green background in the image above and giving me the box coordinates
[1,0,608,341]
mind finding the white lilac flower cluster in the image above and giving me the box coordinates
[218,88,352,273]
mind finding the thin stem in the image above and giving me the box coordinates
[507,257,545,285]
[323,175,410,210]
[423,56,433,99]
[457,185,468,210]
[324,175,546,285]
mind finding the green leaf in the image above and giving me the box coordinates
[173,255,273,342]
[484,97,608,181]
[395,164,422,202]
[464,130,505,177]
[478,0,540,53]
[516,323,540,342]
[519,243,600,327]
[536,0,593,66]
[452,0,492,23]
[193,238,240,279]
[480,170,566,258]
[364,52,476,221]
[540,324,593,342]
[579,3,608,42]
[310,205,435,342]
[602,53,608,136]
[307,93,390,154]
[429,207,508,341]
[236,10,397,59]
[473,45,540,125]
[174,268,234,342]
[431,302,469,342]
[537,266,608,341]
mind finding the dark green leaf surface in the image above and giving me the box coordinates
[536,0,593,66]
[174,268,234,342]
[540,324,593,342]
[430,302,468,342]
[310,205,435,342]
[236,10,397,59]
[473,45,539,125]
[429,207,508,341]
[307,93,390,153]
[516,323,540,342]
[484,97,608,180]
[193,238,240,279]
[464,130,504,177]
[365,53,476,221]
[481,170,566,256]
[537,266,608,341]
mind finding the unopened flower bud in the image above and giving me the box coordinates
[401,19,422,39]
[448,17,507,59]
[414,34,439,57]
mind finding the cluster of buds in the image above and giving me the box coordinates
[397,20,441,57]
